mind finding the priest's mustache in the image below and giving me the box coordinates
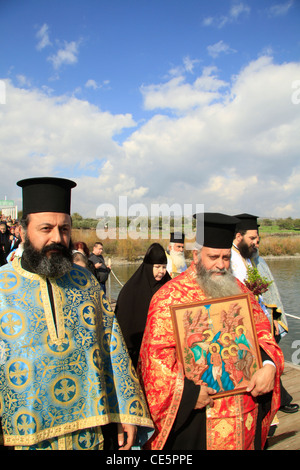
[42,243,71,256]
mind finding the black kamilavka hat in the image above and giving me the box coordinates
[170,232,185,244]
[193,212,239,248]
[234,213,260,231]
[17,177,77,217]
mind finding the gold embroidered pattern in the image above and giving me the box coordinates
[214,419,234,438]
[245,412,254,431]
[0,258,153,447]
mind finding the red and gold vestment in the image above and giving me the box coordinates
[139,263,284,450]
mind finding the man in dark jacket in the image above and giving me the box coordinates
[0,222,12,266]
[89,242,111,293]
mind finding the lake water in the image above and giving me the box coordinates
[108,258,300,364]
[266,258,300,364]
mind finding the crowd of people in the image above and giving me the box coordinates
[0,177,298,451]
[0,216,22,266]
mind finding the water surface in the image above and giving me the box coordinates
[108,258,300,363]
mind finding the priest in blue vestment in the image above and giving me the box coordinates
[0,177,153,450]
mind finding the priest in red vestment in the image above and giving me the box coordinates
[138,213,284,450]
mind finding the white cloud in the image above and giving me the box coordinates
[36,23,52,50]
[202,17,214,27]
[207,40,237,58]
[47,40,81,70]
[16,75,31,87]
[183,56,199,74]
[85,79,111,90]
[203,2,250,28]
[35,25,84,76]
[268,1,294,17]
[85,79,99,90]
[141,67,228,112]
[168,56,200,77]
[131,56,300,216]
[1,56,300,218]
[230,2,251,19]
[0,81,137,215]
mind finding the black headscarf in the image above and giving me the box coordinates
[115,243,171,367]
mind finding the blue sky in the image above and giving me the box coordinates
[1,0,300,219]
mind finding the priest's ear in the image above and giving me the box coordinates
[19,216,30,243]
[192,248,201,264]
[233,231,243,244]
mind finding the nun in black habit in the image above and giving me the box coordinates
[115,243,171,368]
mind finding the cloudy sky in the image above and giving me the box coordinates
[1,0,299,219]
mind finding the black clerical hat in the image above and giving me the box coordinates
[170,232,185,244]
[17,177,77,217]
[234,213,260,231]
[193,212,239,248]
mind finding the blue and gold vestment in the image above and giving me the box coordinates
[0,258,153,449]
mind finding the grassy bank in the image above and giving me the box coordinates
[72,228,300,260]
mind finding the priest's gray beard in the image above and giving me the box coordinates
[170,249,186,270]
[22,236,73,278]
[195,261,241,299]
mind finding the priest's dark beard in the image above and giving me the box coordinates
[22,237,73,278]
[196,262,241,299]
[237,239,257,260]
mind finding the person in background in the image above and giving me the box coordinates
[72,250,89,268]
[0,222,11,266]
[115,243,171,368]
[252,237,298,415]
[5,221,22,262]
[232,214,298,415]
[231,213,260,283]
[72,241,89,257]
[166,232,187,278]
[231,213,271,319]
[72,241,96,276]
[89,242,111,294]
[251,236,288,342]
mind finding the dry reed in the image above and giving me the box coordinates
[259,234,300,257]
[72,228,300,260]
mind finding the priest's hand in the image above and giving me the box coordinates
[195,382,216,409]
[246,364,276,397]
[117,423,137,450]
